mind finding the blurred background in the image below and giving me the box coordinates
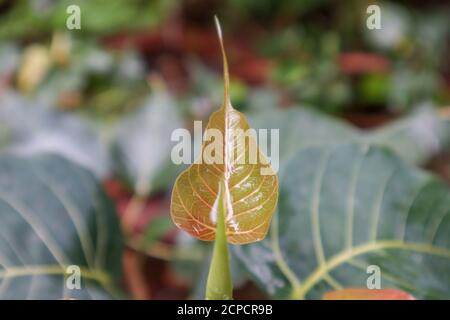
[0,0,449,299]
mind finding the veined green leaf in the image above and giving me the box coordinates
[0,92,110,178]
[0,153,123,299]
[235,144,450,299]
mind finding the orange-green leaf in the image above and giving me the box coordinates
[170,17,278,245]
[323,288,416,300]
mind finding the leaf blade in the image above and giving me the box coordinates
[234,143,450,299]
[0,153,123,299]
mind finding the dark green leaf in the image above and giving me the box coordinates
[0,153,123,299]
[249,107,357,163]
[143,215,173,247]
[0,93,110,178]
[367,107,450,164]
[112,92,183,195]
[234,144,450,299]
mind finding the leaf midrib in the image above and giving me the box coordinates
[292,240,450,299]
[0,265,111,285]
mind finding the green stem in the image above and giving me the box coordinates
[205,180,233,300]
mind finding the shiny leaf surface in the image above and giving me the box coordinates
[0,92,110,178]
[170,18,279,245]
[0,154,123,299]
[234,144,450,299]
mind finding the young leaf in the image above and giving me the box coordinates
[323,288,415,300]
[113,91,183,196]
[170,17,279,244]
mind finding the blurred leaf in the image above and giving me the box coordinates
[187,61,248,114]
[234,144,450,299]
[388,67,440,111]
[249,106,450,165]
[112,91,183,195]
[249,107,358,162]
[34,64,85,107]
[0,42,20,76]
[143,215,173,247]
[170,233,210,284]
[0,153,123,299]
[323,288,415,300]
[414,11,450,68]
[225,0,330,24]
[170,82,278,244]
[367,106,450,164]
[246,87,280,113]
[17,44,50,94]
[0,92,110,178]
[114,49,146,84]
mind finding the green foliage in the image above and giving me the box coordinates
[249,106,450,165]
[112,91,183,196]
[0,0,449,301]
[143,216,173,248]
[234,144,450,299]
[0,153,123,299]
[0,93,110,178]
[0,0,175,39]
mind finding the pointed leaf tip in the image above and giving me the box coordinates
[213,16,231,108]
[214,15,223,41]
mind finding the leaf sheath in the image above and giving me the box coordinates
[206,179,233,300]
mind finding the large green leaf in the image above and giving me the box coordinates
[234,144,450,299]
[0,92,110,178]
[0,153,122,299]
